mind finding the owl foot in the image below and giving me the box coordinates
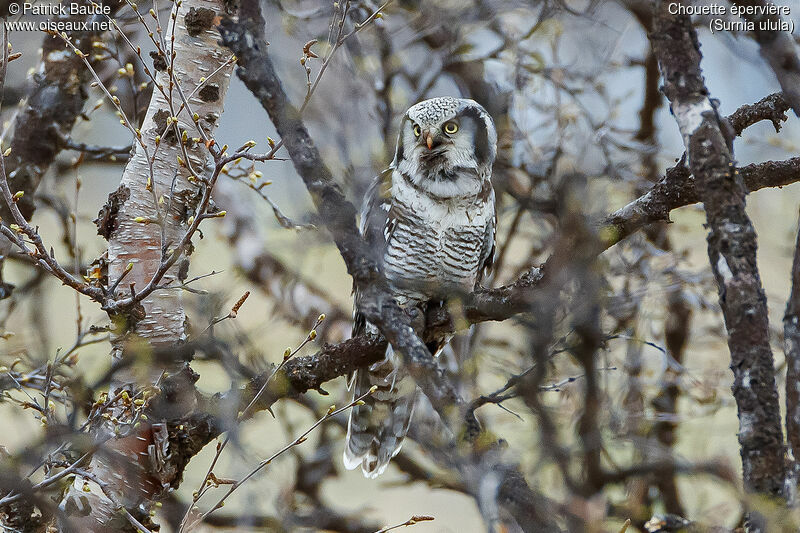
[368,346,401,391]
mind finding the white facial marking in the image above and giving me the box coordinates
[393,97,495,199]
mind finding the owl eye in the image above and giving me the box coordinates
[443,121,458,134]
[413,124,421,137]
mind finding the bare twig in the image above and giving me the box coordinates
[184,388,375,530]
[373,515,435,533]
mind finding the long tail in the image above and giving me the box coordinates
[343,347,417,478]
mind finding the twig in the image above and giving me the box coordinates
[185,387,376,530]
[373,515,435,533]
[179,316,324,532]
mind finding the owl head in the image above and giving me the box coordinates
[391,97,497,198]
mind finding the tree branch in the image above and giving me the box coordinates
[730,0,800,116]
[651,0,786,515]
[603,92,793,247]
[217,5,560,531]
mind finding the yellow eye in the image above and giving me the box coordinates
[443,122,458,134]
[413,124,421,137]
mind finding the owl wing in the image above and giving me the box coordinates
[476,184,496,288]
[346,169,417,478]
[352,169,394,339]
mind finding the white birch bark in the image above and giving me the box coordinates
[58,0,234,529]
[107,0,233,373]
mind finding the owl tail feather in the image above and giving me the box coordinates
[343,348,417,478]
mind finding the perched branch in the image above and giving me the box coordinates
[178,336,385,454]
[218,5,559,531]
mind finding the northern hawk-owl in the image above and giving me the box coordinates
[344,97,497,477]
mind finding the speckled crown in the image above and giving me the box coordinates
[406,97,462,124]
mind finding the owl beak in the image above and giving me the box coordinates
[424,130,434,150]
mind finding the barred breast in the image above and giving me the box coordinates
[384,170,492,303]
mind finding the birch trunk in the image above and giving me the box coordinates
[106,0,233,375]
[59,0,234,529]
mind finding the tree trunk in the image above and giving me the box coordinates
[58,0,235,529]
[650,1,786,527]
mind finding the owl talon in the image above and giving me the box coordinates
[384,366,399,391]
[368,355,391,373]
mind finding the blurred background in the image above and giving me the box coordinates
[2,0,800,530]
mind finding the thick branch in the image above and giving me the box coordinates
[604,92,793,247]
[651,0,786,506]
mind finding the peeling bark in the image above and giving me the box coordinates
[105,0,233,364]
[58,0,235,529]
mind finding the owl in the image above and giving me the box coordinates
[343,97,497,477]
